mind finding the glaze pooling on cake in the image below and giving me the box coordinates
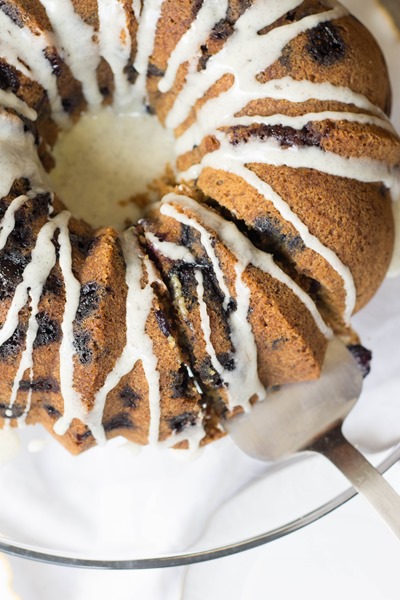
[0,0,399,453]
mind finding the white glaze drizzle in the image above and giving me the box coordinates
[158,0,229,94]
[159,0,397,324]
[0,113,44,199]
[133,0,164,103]
[53,212,84,437]
[0,8,66,123]
[80,228,162,445]
[160,193,331,410]
[97,0,134,109]
[0,0,398,445]
[159,199,264,410]
[165,4,349,129]
[146,230,227,386]
[132,0,142,21]
[0,205,53,349]
[5,217,59,416]
[135,232,207,448]
[0,91,37,122]
[39,0,102,107]
[0,195,28,251]
[0,206,82,432]
[182,133,397,188]
[176,110,394,157]
[170,75,386,135]
[195,146,357,323]
[161,193,331,338]
[18,388,33,425]
[145,231,196,263]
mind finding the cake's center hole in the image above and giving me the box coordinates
[48,108,175,231]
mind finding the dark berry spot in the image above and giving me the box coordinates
[32,192,51,216]
[0,324,26,360]
[211,18,233,42]
[347,344,372,378]
[155,309,171,338]
[168,411,197,434]
[61,96,79,114]
[306,22,346,67]
[180,223,195,247]
[0,61,20,92]
[0,250,30,299]
[171,365,192,398]
[75,282,102,322]
[199,44,210,71]
[75,429,92,443]
[172,264,197,309]
[44,404,61,418]
[0,403,24,419]
[253,216,305,253]
[103,413,135,432]
[202,266,229,311]
[0,3,24,28]
[33,312,61,347]
[0,201,7,223]
[147,63,165,78]
[44,49,63,76]
[216,352,235,371]
[42,273,63,296]
[100,86,110,97]
[145,104,156,115]
[199,357,222,387]
[8,215,33,250]
[228,123,323,149]
[73,329,93,364]
[271,337,287,350]
[19,377,59,393]
[379,184,389,198]
[119,385,140,408]
[69,233,95,256]
[124,64,138,84]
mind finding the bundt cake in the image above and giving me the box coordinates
[0,0,399,454]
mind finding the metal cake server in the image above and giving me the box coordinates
[225,338,400,539]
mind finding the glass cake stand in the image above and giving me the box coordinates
[0,276,399,570]
[1,448,400,570]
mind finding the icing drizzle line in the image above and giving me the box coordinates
[0,0,398,446]
[156,193,331,410]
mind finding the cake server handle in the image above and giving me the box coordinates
[309,423,400,539]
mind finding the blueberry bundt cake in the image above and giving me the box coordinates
[0,0,399,454]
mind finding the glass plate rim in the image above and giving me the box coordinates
[1,443,399,570]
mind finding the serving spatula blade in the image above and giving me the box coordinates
[225,338,400,538]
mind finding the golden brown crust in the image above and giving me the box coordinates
[0,0,398,453]
[141,199,327,418]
